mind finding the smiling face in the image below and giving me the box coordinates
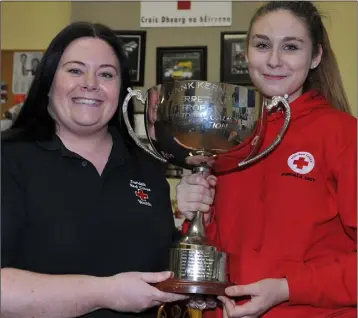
[247,10,322,102]
[48,37,120,135]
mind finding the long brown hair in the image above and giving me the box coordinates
[246,1,351,114]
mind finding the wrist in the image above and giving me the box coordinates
[278,278,289,303]
[83,275,108,311]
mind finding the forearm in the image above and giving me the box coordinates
[1,268,102,318]
[286,253,357,308]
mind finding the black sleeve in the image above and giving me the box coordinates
[1,144,27,268]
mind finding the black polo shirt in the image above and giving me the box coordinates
[1,127,179,318]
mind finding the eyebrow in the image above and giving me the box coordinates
[252,34,304,43]
[62,60,118,71]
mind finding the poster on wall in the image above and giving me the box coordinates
[156,46,207,84]
[220,32,251,85]
[115,31,146,86]
[12,51,43,94]
[140,1,232,27]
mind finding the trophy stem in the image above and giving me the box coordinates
[156,304,203,318]
[179,165,211,246]
[179,210,208,245]
[188,308,203,318]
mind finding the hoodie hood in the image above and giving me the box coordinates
[268,89,331,122]
[213,89,332,174]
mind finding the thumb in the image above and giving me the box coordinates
[140,271,172,283]
[218,297,235,318]
[225,283,257,297]
[207,175,217,186]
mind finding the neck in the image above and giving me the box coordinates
[263,87,303,105]
[56,126,112,154]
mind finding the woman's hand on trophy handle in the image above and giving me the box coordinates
[176,173,216,222]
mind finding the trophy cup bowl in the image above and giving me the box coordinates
[122,80,291,300]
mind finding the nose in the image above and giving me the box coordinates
[80,73,99,92]
[267,49,282,68]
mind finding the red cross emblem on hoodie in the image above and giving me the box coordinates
[135,189,148,201]
[293,157,309,169]
[288,151,315,175]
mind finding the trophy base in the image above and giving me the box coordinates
[155,278,232,295]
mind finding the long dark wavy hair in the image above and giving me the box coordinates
[2,21,135,142]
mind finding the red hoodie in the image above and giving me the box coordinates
[183,90,357,317]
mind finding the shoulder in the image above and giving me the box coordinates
[1,127,47,158]
[2,141,32,174]
[1,141,35,186]
[2,139,35,161]
[1,139,46,178]
[316,107,356,143]
[302,91,356,133]
[319,106,356,126]
[310,107,357,166]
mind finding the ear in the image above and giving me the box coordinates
[310,44,323,69]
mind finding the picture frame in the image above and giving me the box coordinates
[220,32,251,85]
[156,46,207,85]
[115,30,146,86]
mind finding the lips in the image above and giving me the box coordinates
[72,98,103,106]
[263,74,287,80]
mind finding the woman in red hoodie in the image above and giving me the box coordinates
[177,1,357,318]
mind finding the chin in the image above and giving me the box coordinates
[258,88,288,99]
[72,115,102,125]
[252,77,291,98]
[263,82,291,96]
[71,120,102,130]
[72,125,104,136]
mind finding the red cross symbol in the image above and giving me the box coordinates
[177,1,191,10]
[135,189,148,201]
[293,157,309,169]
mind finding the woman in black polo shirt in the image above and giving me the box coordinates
[1,22,186,318]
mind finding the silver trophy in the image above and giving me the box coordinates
[122,80,290,299]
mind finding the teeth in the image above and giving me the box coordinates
[73,98,100,105]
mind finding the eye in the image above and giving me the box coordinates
[67,68,83,75]
[99,72,115,79]
[284,44,299,51]
[255,42,270,50]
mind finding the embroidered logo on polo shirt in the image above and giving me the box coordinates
[287,151,315,175]
[130,180,152,207]
[160,151,175,160]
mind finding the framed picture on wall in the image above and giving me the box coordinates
[220,32,251,85]
[156,46,207,84]
[115,30,146,86]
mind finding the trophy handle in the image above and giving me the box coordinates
[122,87,167,163]
[237,95,291,168]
